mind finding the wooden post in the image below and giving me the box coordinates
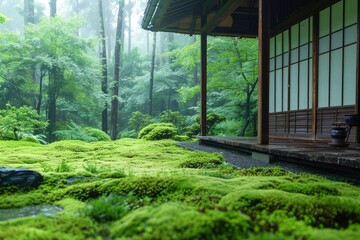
[200,15,207,136]
[356,0,360,143]
[312,13,319,140]
[257,0,270,144]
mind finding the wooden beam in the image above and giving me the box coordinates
[200,15,207,136]
[202,0,216,15]
[201,0,241,34]
[312,13,319,140]
[233,7,258,16]
[270,0,341,36]
[189,12,197,35]
[257,0,270,144]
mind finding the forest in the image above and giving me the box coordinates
[0,0,258,143]
[2,1,360,239]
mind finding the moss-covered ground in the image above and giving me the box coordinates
[1,139,360,239]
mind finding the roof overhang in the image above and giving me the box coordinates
[141,0,259,37]
[142,0,341,37]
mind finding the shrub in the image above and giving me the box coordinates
[83,127,110,141]
[18,133,47,144]
[20,136,40,144]
[185,122,200,137]
[129,111,152,133]
[159,110,186,132]
[117,130,137,139]
[0,104,47,140]
[55,121,97,142]
[185,113,226,137]
[138,123,177,140]
[180,152,225,168]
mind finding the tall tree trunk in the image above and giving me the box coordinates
[110,0,124,140]
[160,32,166,64]
[104,0,113,61]
[36,69,46,115]
[50,0,57,17]
[149,32,156,116]
[24,0,35,24]
[47,70,57,142]
[127,0,134,54]
[24,0,36,109]
[99,0,108,133]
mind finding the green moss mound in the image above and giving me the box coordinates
[180,152,225,168]
[219,189,360,228]
[1,140,360,239]
[138,123,177,140]
[83,127,110,141]
[111,203,250,240]
[117,176,176,198]
[236,167,291,176]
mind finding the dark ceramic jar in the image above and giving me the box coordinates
[330,127,347,139]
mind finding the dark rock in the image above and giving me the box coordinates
[0,167,43,188]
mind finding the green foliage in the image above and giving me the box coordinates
[185,122,201,137]
[0,13,8,24]
[0,104,47,140]
[128,111,152,133]
[138,123,177,140]
[56,160,73,173]
[172,37,258,136]
[0,16,103,140]
[159,110,185,132]
[83,127,110,141]
[18,133,47,144]
[80,194,133,222]
[83,162,99,174]
[186,113,226,137]
[55,121,98,142]
[180,152,225,168]
[117,130,137,139]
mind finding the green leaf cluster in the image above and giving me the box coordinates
[55,121,108,142]
[0,104,47,140]
[0,13,7,24]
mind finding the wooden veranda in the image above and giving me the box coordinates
[197,136,360,171]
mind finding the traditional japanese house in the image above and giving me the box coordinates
[142,0,360,169]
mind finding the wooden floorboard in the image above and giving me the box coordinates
[196,136,360,170]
